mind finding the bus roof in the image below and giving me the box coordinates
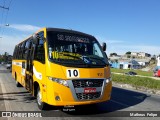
[16,27,95,46]
[46,28,94,38]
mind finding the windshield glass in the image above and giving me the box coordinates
[47,30,108,67]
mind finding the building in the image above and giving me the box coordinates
[157,56,160,66]
[131,52,151,58]
[131,52,138,56]
[109,51,151,69]
[110,59,141,69]
[110,61,119,68]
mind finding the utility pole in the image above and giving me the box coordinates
[0,5,9,10]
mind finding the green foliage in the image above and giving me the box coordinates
[111,68,153,77]
[110,53,117,56]
[126,51,131,54]
[112,74,160,90]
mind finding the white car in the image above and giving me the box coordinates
[6,62,12,69]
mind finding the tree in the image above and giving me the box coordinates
[127,55,131,58]
[110,53,117,56]
[126,51,131,55]
[125,51,131,58]
[3,52,9,62]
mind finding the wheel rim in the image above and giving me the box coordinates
[37,90,42,105]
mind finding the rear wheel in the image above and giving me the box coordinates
[36,87,47,110]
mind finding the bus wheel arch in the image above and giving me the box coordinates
[34,82,47,110]
[33,82,39,97]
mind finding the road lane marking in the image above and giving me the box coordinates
[110,99,134,108]
[0,78,15,120]
[0,83,9,120]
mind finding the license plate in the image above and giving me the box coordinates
[84,88,96,93]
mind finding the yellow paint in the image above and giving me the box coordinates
[52,51,81,60]
[12,27,112,107]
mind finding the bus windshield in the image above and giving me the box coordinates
[47,31,108,67]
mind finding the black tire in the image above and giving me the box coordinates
[36,87,47,110]
[15,74,21,87]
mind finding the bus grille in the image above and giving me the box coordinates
[71,79,104,100]
[72,79,103,88]
[76,92,101,100]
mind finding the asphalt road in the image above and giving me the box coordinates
[0,65,160,120]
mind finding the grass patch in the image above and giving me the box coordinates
[111,68,153,77]
[112,74,160,90]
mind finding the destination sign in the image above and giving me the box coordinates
[57,34,90,43]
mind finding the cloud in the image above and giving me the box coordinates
[95,36,124,44]
[0,24,41,55]
[107,44,160,55]
[95,35,160,55]
[8,24,41,32]
[0,34,29,55]
[106,40,124,44]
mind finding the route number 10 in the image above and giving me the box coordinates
[67,69,79,78]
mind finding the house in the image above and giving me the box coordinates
[157,56,160,66]
[120,60,141,69]
[131,52,151,58]
[129,59,141,69]
[119,61,130,69]
[109,61,119,68]
[131,52,138,56]
[110,59,141,69]
[137,58,150,67]
[138,52,151,57]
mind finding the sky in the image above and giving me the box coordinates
[0,0,160,56]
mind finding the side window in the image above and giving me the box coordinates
[34,32,45,63]
[18,44,22,59]
[19,43,25,59]
[13,46,18,59]
[93,43,103,57]
[21,42,26,59]
[15,45,18,59]
[24,39,31,59]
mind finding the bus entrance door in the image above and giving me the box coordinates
[25,42,35,93]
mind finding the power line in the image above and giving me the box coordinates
[0,0,6,37]
[0,5,9,10]
[0,0,12,54]
[1,0,13,37]
[0,0,13,37]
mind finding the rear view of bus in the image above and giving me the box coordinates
[12,28,112,110]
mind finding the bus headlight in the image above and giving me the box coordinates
[106,77,112,84]
[48,77,69,87]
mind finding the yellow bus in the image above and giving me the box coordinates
[12,28,112,110]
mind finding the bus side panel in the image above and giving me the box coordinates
[21,60,27,87]
[12,60,23,85]
[33,61,47,103]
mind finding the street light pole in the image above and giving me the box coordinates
[5,24,9,26]
[0,24,10,38]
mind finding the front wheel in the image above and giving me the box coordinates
[36,87,47,110]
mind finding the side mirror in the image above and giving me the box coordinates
[102,42,106,51]
[32,34,39,45]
